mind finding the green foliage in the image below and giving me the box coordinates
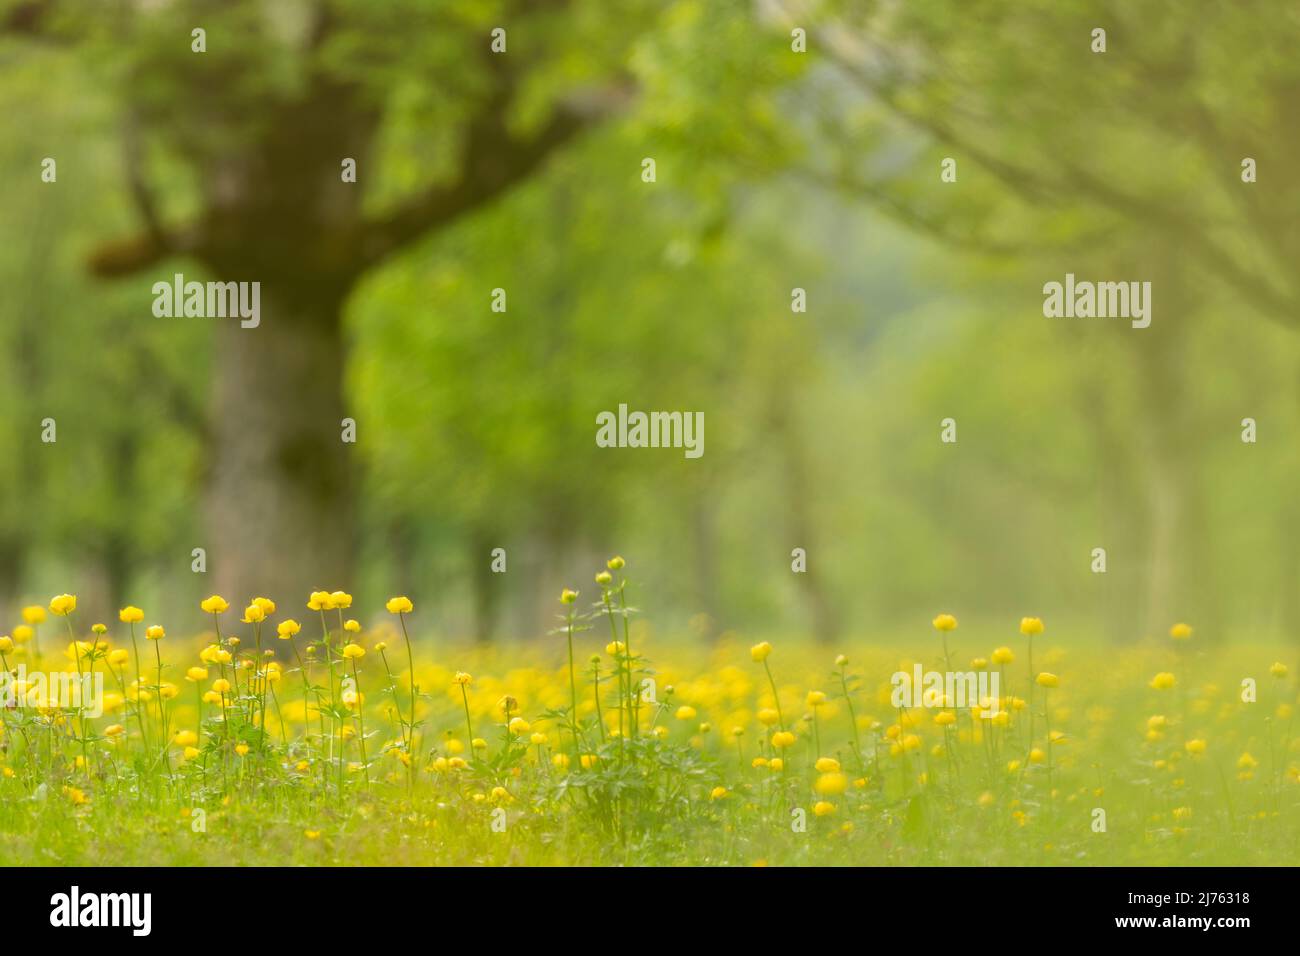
[2,0,1298,641]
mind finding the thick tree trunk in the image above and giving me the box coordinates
[470,527,499,644]
[1131,261,1219,641]
[774,405,838,643]
[0,536,22,625]
[206,290,354,607]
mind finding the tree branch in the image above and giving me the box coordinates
[86,230,180,278]
[1,0,61,39]
[86,114,202,278]
[357,52,631,270]
[815,22,1300,328]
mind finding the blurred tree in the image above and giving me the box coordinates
[6,0,1294,644]
[787,0,1300,637]
[5,0,653,603]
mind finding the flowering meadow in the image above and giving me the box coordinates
[1,558,1297,867]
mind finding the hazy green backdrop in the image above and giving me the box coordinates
[2,0,1297,646]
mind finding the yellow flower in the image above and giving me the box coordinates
[675,705,697,720]
[344,619,361,633]
[595,571,613,586]
[174,730,198,747]
[991,646,1015,665]
[1270,662,1288,679]
[768,758,784,772]
[252,596,276,616]
[212,679,231,694]
[1019,617,1044,636]
[1028,748,1046,764]
[1172,806,1192,821]
[49,594,77,616]
[606,641,625,656]
[1149,672,1177,690]
[1238,752,1258,770]
[12,624,32,643]
[932,613,957,632]
[813,801,836,817]
[385,596,413,614]
[607,556,626,570]
[452,671,473,686]
[815,772,847,796]
[242,603,266,624]
[529,732,547,745]
[1185,738,1207,755]
[183,746,200,761]
[934,710,957,727]
[1036,672,1059,688]
[579,754,599,769]
[234,744,250,757]
[21,605,47,624]
[145,625,165,640]
[341,643,365,660]
[185,666,208,682]
[304,830,322,840]
[757,708,779,726]
[552,753,571,769]
[559,588,578,605]
[118,606,144,624]
[277,619,301,639]
[771,731,796,749]
[814,757,840,773]
[104,724,125,738]
[330,591,352,610]
[0,636,11,654]
[971,657,988,669]
[710,786,728,800]
[508,717,531,735]
[806,690,827,707]
[750,641,772,663]
[1169,622,1192,640]
[199,595,229,615]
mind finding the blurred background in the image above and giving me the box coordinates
[1,0,1297,646]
